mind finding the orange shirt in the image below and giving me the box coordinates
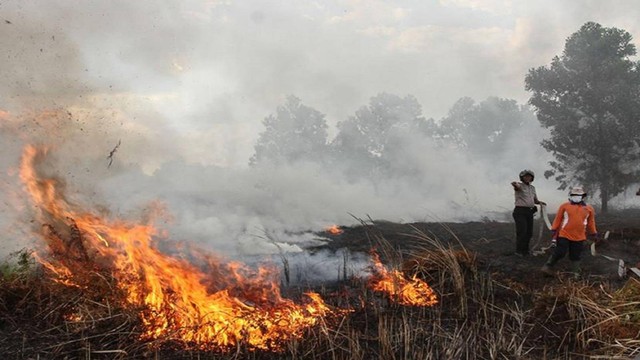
[551,202,597,241]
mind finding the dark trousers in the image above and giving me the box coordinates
[512,206,534,255]
[547,237,584,266]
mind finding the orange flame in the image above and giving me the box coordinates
[368,252,438,307]
[19,145,334,351]
[325,224,343,235]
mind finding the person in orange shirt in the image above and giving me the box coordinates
[541,186,597,277]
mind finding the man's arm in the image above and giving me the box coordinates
[534,196,546,205]
[511,181,521,191]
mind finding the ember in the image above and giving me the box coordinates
[325,224,344,235]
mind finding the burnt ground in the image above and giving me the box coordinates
[316,209,640,290]
[1,209,639,358]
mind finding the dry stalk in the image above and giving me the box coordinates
[404,225,472,315]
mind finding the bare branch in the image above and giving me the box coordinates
[107,140,121,168]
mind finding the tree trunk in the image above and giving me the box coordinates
[600,186,609,213]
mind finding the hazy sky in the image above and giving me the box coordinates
[2,0,640,165]
[1,0,639,259]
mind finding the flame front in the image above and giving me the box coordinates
[368,252,438,307]
[19,145,332,351]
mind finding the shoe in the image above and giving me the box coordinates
[541,264,554,276]
[570,262,581,280]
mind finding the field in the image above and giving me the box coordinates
[1,209,639,359]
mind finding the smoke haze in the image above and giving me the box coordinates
[2,0,640,260]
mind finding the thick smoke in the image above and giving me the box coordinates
[1,1,639,264]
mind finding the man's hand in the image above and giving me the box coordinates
[511,181,521,190]
[538,201,546,206]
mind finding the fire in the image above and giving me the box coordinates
[368,251,438,307]
[19,145,335,351]
[325,224,344,235]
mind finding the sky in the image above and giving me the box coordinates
[1,0,640,263]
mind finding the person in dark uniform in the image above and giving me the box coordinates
[511,169,545,256]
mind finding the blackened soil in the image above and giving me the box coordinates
[316,209,640,289]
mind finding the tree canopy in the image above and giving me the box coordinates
[330,93,430,180]
[438,96,537,158]
[250,95,329,166]
[525,22,640,211]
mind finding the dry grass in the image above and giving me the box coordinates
[1,221,639,359]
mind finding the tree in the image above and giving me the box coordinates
[330,93,430,180]
[438,96,537,158]
[525,22,640,212]
[250,96,329,166]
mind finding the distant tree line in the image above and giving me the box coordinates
[249,93,540,184]
[250,22,640,212]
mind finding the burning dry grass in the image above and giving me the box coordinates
[2,145,640,358]
[15,145,345,353]
[2,222,640,358]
